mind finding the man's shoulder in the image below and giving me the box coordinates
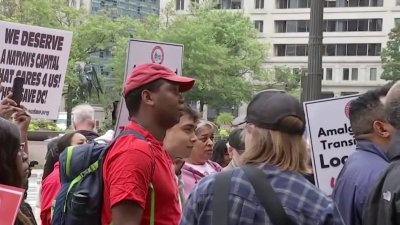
[338,150,389,184]
[111,133,149,151]
[378,162,400,191]
[104,134,152,164]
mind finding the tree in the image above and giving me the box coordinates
[1,0,137,127]
[129,2,267,111]
[381,22,400,81]
[215,112,234,126]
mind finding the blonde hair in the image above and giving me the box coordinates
[241,116,311,174]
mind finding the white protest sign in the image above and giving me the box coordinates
[304,95,360,195]
[114,39,184,135]
[0,21,72,119]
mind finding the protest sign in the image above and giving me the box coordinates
[0,184,25,225]
[114,39,184,135]
[304,95,360,195]
[0,21,72,119]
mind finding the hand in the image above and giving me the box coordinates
[0,93,22,119]
[14,105,31,132]
[173,158,185,176]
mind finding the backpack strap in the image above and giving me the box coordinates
[242,165,296,225]
[212,170,234,225]
[99,129,146,161]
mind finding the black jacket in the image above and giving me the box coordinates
[363,130,400,225]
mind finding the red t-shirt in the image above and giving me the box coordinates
[101,121,181,225]
[41,161,61,225]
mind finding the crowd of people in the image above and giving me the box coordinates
[3,62,400,225]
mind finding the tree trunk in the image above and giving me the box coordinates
[200,100,205,114]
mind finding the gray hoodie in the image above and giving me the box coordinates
[363,131,400,225]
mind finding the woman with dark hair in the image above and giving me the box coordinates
[0,118,36,225]
[42,132,87,179]
[212,139,230,168]
[41,131,87,225]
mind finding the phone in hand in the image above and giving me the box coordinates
[11,77,24,107]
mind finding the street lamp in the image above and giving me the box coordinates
[301,0,324,102]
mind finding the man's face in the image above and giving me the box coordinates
[164,114,197,159]
[152,81,184,128]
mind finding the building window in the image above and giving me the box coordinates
[255,20,264,32]
[276,0,382,8]
[358,19,369,31]
[318,19,382,32]
[370,68,377,80]
[286,45,296,56]
[337,44,347,56]
[368,43,381,56]
[347,44,357,56]
[286,20,297,32]
[275,43,381,56]
[296,45,307,56]
[341,92,359,96]
[275,20,309,33]
[357,44,368,55]
[275,45,286,56]
[343,68,350,80]
[325,0,336,7]
[255,0,264,8]
[369,19,382,31]
[176,0,184,10]
[274,44,308,56]
[275,21,286,33]
[326,45,336,56]
[297,20,308,32]
[298,0,308,7]
[351,68,358,80]
[325,68,333,80]
[336,20,348,31]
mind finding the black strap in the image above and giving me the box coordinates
[242,166,296,225]
[117,129,146,140]
[212,170,233,225]
[99,129,145,160]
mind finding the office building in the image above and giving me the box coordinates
[171,0,400,97]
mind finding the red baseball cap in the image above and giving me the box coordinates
[123,63,195,97]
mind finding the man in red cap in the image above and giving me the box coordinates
[101,63,195,225]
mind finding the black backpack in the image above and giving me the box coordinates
[51,129,155,225]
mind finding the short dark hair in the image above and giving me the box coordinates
[385,82,400,129]
[125,79,165,117]
[212,139,228,166]
[181,103,199,122]
[349,85,390,136]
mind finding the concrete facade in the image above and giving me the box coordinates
[169,0,400,96]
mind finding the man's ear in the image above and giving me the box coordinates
[141,90,155,107]
[373,121,390,138]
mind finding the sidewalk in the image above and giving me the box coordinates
[27,169,42,225]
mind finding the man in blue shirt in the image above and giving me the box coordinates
[332,83,395,225]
